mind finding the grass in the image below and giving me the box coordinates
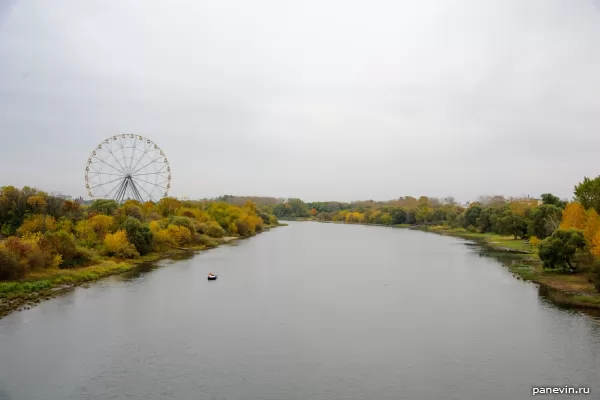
[416,226,536,253]
[508,264,541,282]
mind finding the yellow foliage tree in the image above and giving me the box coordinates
[152,229,176,251]
[142,201,156,215]
[103,230,139,258]
[21,231,43,244]
[167,225,191,245]
[243,200,258,214]
[75,220,96,244]
[560,202,587,230]
[149,220,161,233]
[88,214,114,240]
[369,210,381,223]
[510,199,538,216]
[592,230,600,258]
[176,207,210,222]
[56,217,74,233]
[346,212,365,223]
[27,195,47,213]
[333,210,348,222]
[529,236,541,247]
[583,209,600,246]
[16,214,56,235]
[380,213,392,225]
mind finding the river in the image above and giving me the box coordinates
[0,221,599,400]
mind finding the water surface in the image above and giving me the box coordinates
[0,222,599,399]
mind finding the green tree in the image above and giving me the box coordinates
[538,229,586,271]
[574,176,600,214]
[389,208,406,224]
[288,198,309,218]
[541,193,566,209]
[463,205,482,228]
[121,217,153,255]
[528,204,562,239]
[89,199,119,216]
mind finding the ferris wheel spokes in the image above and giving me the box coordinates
[85,135,171,203]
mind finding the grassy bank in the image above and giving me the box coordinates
[414,225,600,309]
[0,228,280,319]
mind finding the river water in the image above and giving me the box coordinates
[0,222,599,400]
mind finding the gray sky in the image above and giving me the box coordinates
[1,0,600,203]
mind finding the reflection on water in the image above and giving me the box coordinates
[113,252,197,282]
[463,238,600,319]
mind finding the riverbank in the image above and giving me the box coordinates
[410,225,600,310]
[0,227,280,319]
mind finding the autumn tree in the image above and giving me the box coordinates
[158,197,182,217]
[75,220,96,245]
[0,245,25,280]
[167,225,192,245]
[104,230,139,258]
[88,214,114,240]
[559,202,587,230]
[27,195,47,214]
[16,214,56,236]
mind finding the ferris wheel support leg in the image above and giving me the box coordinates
[114,178,128,203]
[129,179,144,203]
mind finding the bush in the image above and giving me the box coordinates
[538,229,586,271]
[167,225,192,246]
[171,216,195,234]
[203,221,225,238]
[121,217,152,255]
[1,236,54,273]
[152,228,176,251]
[195,234,218,248]
[103,230,139,258]
[0,246,26,280]
[43,230,78,264]
[590,260,600,292]
[235,219,251,236]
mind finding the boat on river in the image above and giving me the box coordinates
[207,274,217,280]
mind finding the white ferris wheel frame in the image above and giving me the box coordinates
[84,134,171,203]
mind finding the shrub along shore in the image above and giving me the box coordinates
[0,188,280,319]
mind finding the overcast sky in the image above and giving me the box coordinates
[1,0,600,203]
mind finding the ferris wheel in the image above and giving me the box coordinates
[85,134,171,203]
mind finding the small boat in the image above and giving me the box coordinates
[207,274,217,280]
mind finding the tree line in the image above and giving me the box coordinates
[0,186,278,281]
